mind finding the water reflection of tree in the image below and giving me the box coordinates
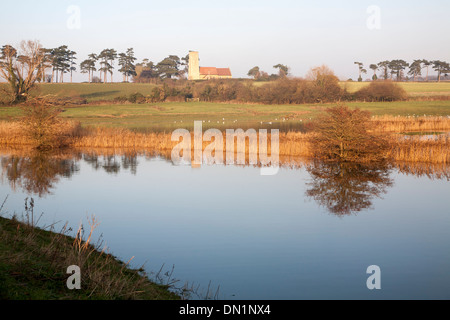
[1,151,141,197]
[83,154,120,173]
[305,161,394,216]
[82,153,138,175]
[0,152,80,197]
[122,154,138,175]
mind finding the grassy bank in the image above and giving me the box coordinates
[0,213,180,300]
[0,83,160,104]
[1,81,450,132]
[1,100,450,132]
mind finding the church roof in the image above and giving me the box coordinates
[199,67,218,75]
[217,68,232,76]
[199,67,232,76]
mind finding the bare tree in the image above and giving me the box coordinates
[0,40,48,103]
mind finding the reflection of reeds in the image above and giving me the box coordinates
[1,116,449,164]
[394,161,450,180]
[1,145,449,180]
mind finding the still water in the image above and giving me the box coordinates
[1,150,450,300]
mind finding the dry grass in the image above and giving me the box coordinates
[73,129,313,160]
[18,97,84,150]
[371,115,450,133]
[0,115,449,164]
[388,134,450,164]
[73,127,174,149]
[74,130,450,164]
[0,121,25,145]
[0,118,81,148]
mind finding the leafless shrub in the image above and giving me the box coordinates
[310,105,390,162]
[20,96,81,150]
[355,81,407,102]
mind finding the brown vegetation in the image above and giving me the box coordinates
[1,122,449,164]
[354,81,408,102]
[19,97,82,150]
[1,102,449,164]
[106,73,408,105]
[0,41,49,104]
[388,134,450,164]
[306,161,393,215]
[174,69,348,104]
[310,105,390,162]
[371,115,450,133]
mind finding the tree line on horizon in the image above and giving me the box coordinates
[353,60,450,82]
[0,42,139,85]
[0,41,196,84]
[1,40,450,104]
[2,40,449,85]
[247,64,290,81]
[247,60,450,83]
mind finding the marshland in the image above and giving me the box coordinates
[1,34,450,300]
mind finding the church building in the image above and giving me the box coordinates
[188,51,232,80]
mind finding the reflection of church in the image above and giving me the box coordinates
[188,51,232,80]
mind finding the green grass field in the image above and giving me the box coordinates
[0,83,158,103]
[36,82,159,101]
[1,81,450,132]
[1,100,450,132]
[341,81,450,96]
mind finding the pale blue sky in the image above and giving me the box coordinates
[1,0,449,81]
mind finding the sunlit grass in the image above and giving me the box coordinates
[0,83,158,104]
[340,81,450,95]
[1,100,450,132]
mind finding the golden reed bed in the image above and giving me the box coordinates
[0,116,449,164]
[371,115,450,133]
